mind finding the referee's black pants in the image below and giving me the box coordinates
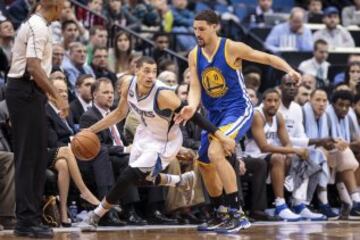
[6,78,48,227]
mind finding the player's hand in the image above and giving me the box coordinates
[288,70,302,86]
[218,134,236,156]
[56,97,69,119]
[294,148,309,160]
[174,105,196,125]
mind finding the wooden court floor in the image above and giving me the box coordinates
[1,221,360,240]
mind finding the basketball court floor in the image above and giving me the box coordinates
[1,221,360,240]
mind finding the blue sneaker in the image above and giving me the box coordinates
[214,208,251,234]
[349,202,360,220]
[319,203,339,220]
[293,204,326,221]
[274,203,302,222]
[197,206,229,232]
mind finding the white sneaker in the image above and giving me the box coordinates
[275,203,302,222]
[294,204,326,221]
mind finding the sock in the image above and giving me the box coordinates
[337,182,352,204]
[317,189,329,205]
[209,195,224,209]
[275,197,286,207]
[351,192,360,202]
[94,203,110,217]
[225,192,240,209]
[157,174,180,187]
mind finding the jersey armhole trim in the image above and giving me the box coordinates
[225,39,240,70]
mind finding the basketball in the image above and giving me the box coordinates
[71,131,101,161]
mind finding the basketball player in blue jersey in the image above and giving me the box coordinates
[78,57,236,230]
[175,9,302,233]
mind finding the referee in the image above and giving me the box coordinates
[6,0,65,238]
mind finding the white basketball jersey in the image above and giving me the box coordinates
[245,108,281,158]
[127,77,181,142]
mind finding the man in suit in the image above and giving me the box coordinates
[80,77,147,225]
[70,74,95,128]
[90,47,117,87]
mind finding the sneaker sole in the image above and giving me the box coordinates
[348,215,360,220]
[197,223,224,232]
[215,222,251,234]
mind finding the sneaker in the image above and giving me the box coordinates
[319,203,339,220]
[215,208,251,234]
[340,202,352,219]
[177,171,196,205]
[293,204,326,221]
[77,211,100,232]
[274,203,302,222]
[349,202,360,220]
[197,206,228,232]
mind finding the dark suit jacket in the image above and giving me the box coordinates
[70,98,85,125]
[79,106,127,157]
[46,103,76,148]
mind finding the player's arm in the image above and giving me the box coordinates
[158,90,235,155]
[88,78,131,134]
[251,111,297,155]
[174,49,201,123]
[229,41,301,82]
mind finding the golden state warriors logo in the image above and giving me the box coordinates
[201,67,228,97]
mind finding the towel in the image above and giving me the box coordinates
[326,105,351,142]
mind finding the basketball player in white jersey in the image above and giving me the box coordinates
[245,89,309,221]
[79,56,235,229]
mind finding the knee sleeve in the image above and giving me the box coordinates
[106,167,146,205]
[337,148,359,172]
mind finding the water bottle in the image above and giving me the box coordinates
[69,201,78,222]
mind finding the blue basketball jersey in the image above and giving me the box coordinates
[196,38,251,112]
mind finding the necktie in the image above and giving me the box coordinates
[110,125,123,146]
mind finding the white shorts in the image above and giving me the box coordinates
[129,126,183,174]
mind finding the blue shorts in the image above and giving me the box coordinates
[198,106,253,164]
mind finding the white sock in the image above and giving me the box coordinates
[351,192,360,202]
[317,190,329,205]
[337,182,352,204]
[94,203,110,217]
[159,174,181,187]
[292,178,308,202]
[275,197,286,207]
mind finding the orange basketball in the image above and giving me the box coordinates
[71,131,101,161]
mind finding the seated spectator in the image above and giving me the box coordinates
[343,61,360,96]
[302,74,317,91]
[109,31,140,75]
[122,0,160,27]
[87,26,108,65]
[244,66,262,92]
[333,54,360,85]
[246,88,259,107]
[243,0,274,26]
[76,0,105,29]
[150,0,174,32]
[62,42,95,94]
[183,68,191,84]
[298,39,330,87]
[51,0,89,44]
[47,71,100,226]
[244,89,313,221]
[52,44,65,69]
[265,7,313,52]
[152,32,171,64]
[0,20,14,63]
[91,46,117,86]
[104,0,128,26]
[6,0,33,29]
[170,0,197,51]
[342,0,360,27]
[158,58,178,75]
[0,100,15,230]
[313,7,355,49]
[306,0,324,23]
[70,74,95,126]
[61,20,80,54]
[158,70,178,89]
[295,84,311,106]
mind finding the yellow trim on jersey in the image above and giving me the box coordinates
[201,37,221,62]
[225,39,241,70]
[190,46,198,66]
[208,122,239,143]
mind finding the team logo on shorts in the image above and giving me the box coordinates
[201,67,228,97]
